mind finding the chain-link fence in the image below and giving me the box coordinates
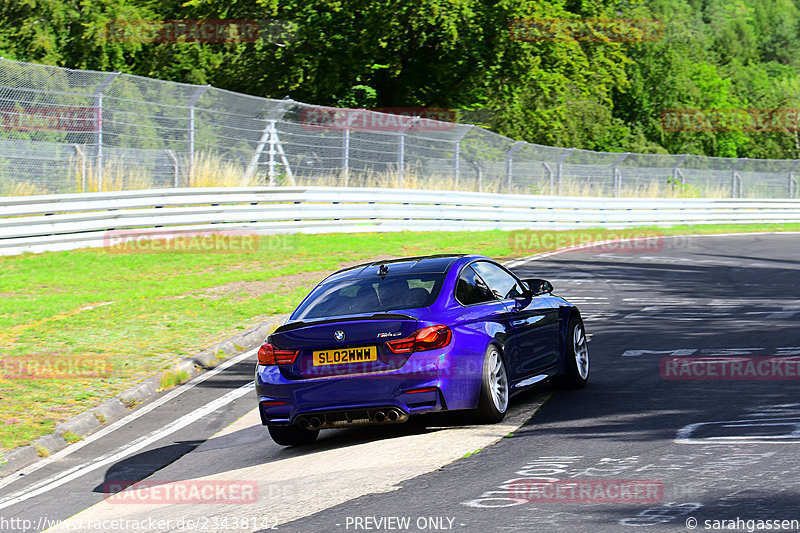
[1,58,798,198]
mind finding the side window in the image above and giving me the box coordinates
[455,266,496,305]
[471,261,524,300]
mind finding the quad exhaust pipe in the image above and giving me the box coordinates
[294,408,407,429]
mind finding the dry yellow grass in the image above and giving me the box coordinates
[186,152,261,188]
[79,160,154,193]
[0,151,757,198]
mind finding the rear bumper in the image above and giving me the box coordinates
[255,345,482,425]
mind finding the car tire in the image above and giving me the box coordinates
[268,424,319,446]
[475,344,509,423]
[558,316,590,389]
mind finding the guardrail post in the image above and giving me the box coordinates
[505,141,524,193]
[187,85,209,184]
[342,128,350,185]
[93,72,120,192]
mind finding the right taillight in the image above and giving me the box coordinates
[257,343,299,365]
[387,325,452,354]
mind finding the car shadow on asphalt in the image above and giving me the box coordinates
[90,386,549,494]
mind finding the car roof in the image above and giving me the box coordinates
[323,254,479,283]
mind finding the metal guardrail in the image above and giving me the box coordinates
[2,187,800,256]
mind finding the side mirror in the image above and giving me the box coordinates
[523,278,553,296]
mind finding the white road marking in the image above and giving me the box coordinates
[0,347,258,494]
[621,347,800,357]
[701,348,765,356]
[0,382,255,511]
[676,418,800,444]
[622,349,698,357]
[765,309,800,319]
[622,306,663,319]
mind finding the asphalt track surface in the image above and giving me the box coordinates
[1,233,799,533]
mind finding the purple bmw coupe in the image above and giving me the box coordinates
[255,254,589,445]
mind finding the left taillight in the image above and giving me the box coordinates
[257,343,299,365]
[386,325,452,354]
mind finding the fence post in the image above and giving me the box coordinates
[452,125,473,189]
[470,161,483,192]
[398,132,406,184]
[670,154,688,194]
[454,141,460,187]
[789,161,800,198]
[555,148,575,195]
[267,120,277,186]
[612,152,630,197]
[543,163,554,194]
[731,159,744,198]
[93,72,120,192]
[165,149,179,188]
[342,128,350,185]
[72,144,86,193]
[187,85,209,185]
[396,116,421,185]
[505,141,524,193]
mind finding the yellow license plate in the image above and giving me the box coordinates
[313,346,378,366]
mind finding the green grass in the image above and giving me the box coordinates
[61,431,82,444]
[1,224,799,452]
[159,370,191,391]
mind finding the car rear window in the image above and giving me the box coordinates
[292,274,446,320]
